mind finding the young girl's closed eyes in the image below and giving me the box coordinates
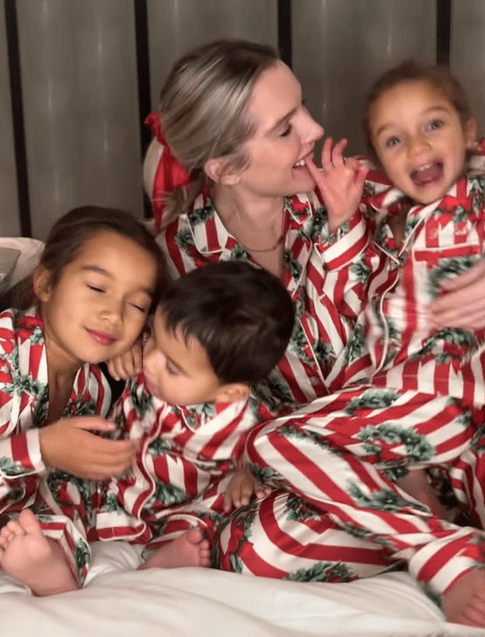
[0,205,164,596]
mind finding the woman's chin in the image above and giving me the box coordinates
[290,168,316,194]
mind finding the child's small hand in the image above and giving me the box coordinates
[429,258,485,330]
[223,467,271,513]
[107,342,143,381]
[306,138,368,231]
[39,416,138,480]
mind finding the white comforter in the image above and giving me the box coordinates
[2,541,483,637]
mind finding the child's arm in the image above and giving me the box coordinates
[38,416,138,480]
[0,413,136,514]
[223,467,271,513]
[306,138,368,232]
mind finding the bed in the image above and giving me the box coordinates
[1,240,484,637]
[1,540,484,637]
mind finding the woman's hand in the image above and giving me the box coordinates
[429,259,485,330]
[39,417,138,480]
[306,138,368,232]
[223,467,271,513]
[107,342,143,381]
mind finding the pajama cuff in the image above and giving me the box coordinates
[408,526,485,601]
[0,428,45,478]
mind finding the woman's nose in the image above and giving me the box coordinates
[299,108,324,144]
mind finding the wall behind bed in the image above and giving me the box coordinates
[0,0,482,239]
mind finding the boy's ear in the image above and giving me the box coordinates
[465,117,478,149]
[32,265,52,302]
[215,382,250,404]
[204,157,243,186]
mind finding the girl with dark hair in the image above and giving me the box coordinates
[0,206,163,596]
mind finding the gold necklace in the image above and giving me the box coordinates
[222,196,285,252]
[242,232,284,252]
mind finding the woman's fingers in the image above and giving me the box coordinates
[331,138,348,165]
[304,154,319,180]
[321,138,348,173]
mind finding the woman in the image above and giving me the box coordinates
[142,39,395,582]
[143,40,485,596]
[144,39,367,409]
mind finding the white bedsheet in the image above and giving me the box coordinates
[2,541,484,637]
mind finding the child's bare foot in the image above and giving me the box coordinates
[139,529,211,570]
[0,509,78,596]
[442,569,485,627]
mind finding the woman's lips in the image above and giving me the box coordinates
[86,329,117,346]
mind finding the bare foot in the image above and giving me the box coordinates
[139,529,211,570]
[0,509,78,596]
[442,569,485,627]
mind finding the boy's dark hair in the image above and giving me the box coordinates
[363,59,473,164]
[159,261,295,386]
[16,205,166,310]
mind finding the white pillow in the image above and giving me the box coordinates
[0,237,44,290]
[0,247,20,294]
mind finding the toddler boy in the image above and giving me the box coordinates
[94,260,295,568]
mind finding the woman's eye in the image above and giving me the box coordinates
[280,124,292,137]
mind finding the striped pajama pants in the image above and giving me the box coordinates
[216,387,485,602]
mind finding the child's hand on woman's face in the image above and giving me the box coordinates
[305,138,368,232]
[39,416,138,480]
[107,342,143,381]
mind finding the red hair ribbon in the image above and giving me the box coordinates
[145,112,192,231]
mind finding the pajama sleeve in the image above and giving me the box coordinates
[0,353,46,510]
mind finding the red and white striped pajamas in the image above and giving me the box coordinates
[148,139,485,600]
[148,180,395,579]
[219,150,485,600]
[155,187,366,407]
[0,307,111,583]
[92,377,282,553]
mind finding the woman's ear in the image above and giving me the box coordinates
[33,265,52,302]
[204,157,243,186]
[215,382,250,404]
